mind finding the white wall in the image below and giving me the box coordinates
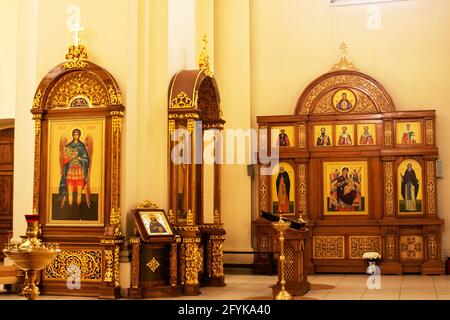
[0,0,18,119]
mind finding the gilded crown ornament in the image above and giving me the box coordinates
[171,91,193,109]
[330,43,359,72]
[136,200,160,210]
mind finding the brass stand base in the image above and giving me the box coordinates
[275,290,293,300]
[272,281,311,296]
[23,284,40,300]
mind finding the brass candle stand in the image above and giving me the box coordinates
[272,213,293,300]
[2,213,60,300]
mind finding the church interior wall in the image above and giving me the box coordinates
[0,0,449,292]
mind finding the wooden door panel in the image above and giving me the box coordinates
[0,143,13,164]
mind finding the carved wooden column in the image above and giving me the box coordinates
[381,226,402,274]
[170,239,180,287]
[425,119,436,147]
[127,237,142,298]
[99,237,124,299]
[178,242,186,287]
[298,162,308,221]
[382,156,396,219]
[175,215,201,295]
[424,157,438,218]
[422,225,444,275]
[30,111,43,213]
[298,122,307,150]
[258,164,270,213]
[182,237,201,295]
[208,234,225,286]
[383,120,394,148]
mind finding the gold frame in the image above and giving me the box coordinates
[270,125,295,149]
[133,209,175,240]
[323,161,369,216]
[46,118,106,226]
[397,159,424,215]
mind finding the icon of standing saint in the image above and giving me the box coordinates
[58,128,93,220]
[316,127,332,146]
[359,126,375,145]
[401,124,416,144]
[277,129,291,147]
[276,166,291,213]
[401,163,419,212]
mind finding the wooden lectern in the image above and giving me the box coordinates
[256,212,311,296]
[271,227,311,296]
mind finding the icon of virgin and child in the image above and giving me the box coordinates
[328,166,363,211]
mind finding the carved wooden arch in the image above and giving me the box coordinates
[169,69,223,124]
[31,60,125,215]
[32,61,123,111]
[30,59,125,298]
[294,70,396,116]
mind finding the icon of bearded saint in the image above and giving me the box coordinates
[58,129,93,213]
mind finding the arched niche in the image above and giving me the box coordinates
[168,68,226,293]
[31,59,125,299]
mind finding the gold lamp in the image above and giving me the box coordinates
[272,212,293,300]
[3,212,60,300]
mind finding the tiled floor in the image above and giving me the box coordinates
[1,274,450,300]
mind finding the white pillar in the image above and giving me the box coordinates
[215,0,253,263]
[12,0,38,240]
[0,0,18,119]
[168,0,196,75]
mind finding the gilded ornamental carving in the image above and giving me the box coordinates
[349,236,381,259]
[400,236,423,260]
[313,236,345,259]
[147,258,160,273]
[259,173,268,212]
[386,234,396,261]
[384,121,393,146]
[45,250,102,281]
[426,161,436,215]
[298,124,307,148]
[184,242,199,285]
[425,120,434,145]
[46,71,109,108]
[297,73,394,116]
[428,233,438,260]
[298,164,307,216]
[384,161,394,216]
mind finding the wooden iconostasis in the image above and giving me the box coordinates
[0,121,14,262]
[254,69,444,275]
